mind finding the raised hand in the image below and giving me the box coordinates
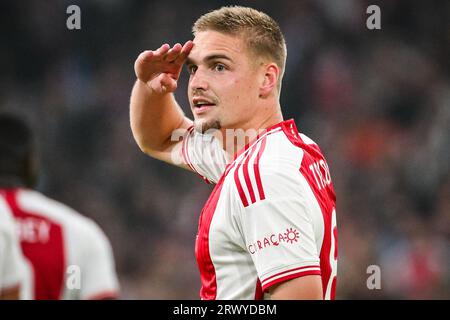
[134,41,194,94]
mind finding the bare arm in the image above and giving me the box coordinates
[130,41,194,168]
[0,285,20,300]
[269,275,323,300]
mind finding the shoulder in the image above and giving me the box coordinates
[0,198,16,237]
[16,190,105,239]
[228,130,308,208]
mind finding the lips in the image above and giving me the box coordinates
[192,97,216,114]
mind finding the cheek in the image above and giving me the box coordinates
[215,74,257,104]
[235,79,258,102]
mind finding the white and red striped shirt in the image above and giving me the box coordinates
[182,119,338,299]
[0,199,26,294]
[0,189,120,300]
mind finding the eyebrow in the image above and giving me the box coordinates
[186,54,233,66]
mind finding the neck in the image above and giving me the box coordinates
[218,104,283,159]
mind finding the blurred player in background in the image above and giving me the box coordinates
[130,6,337,299]
[0,113,120,300]
[0,200,25,300]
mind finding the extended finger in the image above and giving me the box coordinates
[137,43,169,63]
[164,43,183,62]
[137,50,153,62]
[176,40,194,63]
[154,43,170,57]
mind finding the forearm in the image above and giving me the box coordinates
[130,79,190,154]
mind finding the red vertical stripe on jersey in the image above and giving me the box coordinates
[195,180,225,300]
[242,144,258,204]
[297,140,337,299]
[331,275,337,300]
[4,189,66,300]
[253,136,267,201]
[254,279,263,300]
[234,135,269,207]
[281,120,337,299]
[234,161,249,207]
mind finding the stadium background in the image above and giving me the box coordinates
[0,0,448,299]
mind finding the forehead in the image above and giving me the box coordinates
[189,30,247,62]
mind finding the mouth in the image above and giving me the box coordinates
[192,98,216,115]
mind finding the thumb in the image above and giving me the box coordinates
[159,73,178,93]
[150,73,178,94]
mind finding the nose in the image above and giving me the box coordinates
[189,68,209,92]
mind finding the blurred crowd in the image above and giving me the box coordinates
[0,0,448,299]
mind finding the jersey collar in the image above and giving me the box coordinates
[232,118,298,161]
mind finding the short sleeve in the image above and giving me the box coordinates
[181,126,229,184]
[78,222,120,300]
[238,164,321,292]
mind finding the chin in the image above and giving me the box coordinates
[194,118,221,134]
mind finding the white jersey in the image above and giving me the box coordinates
[0,199,25,293]
[182,119,338,300]
[0,189,120,300]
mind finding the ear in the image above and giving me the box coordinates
[259,63,279,98]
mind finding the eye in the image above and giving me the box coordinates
[214,63,226,72]
[187,65,197,74]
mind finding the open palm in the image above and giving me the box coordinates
[134,41,194,94]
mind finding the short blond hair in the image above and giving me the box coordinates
[193,6,287,91]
